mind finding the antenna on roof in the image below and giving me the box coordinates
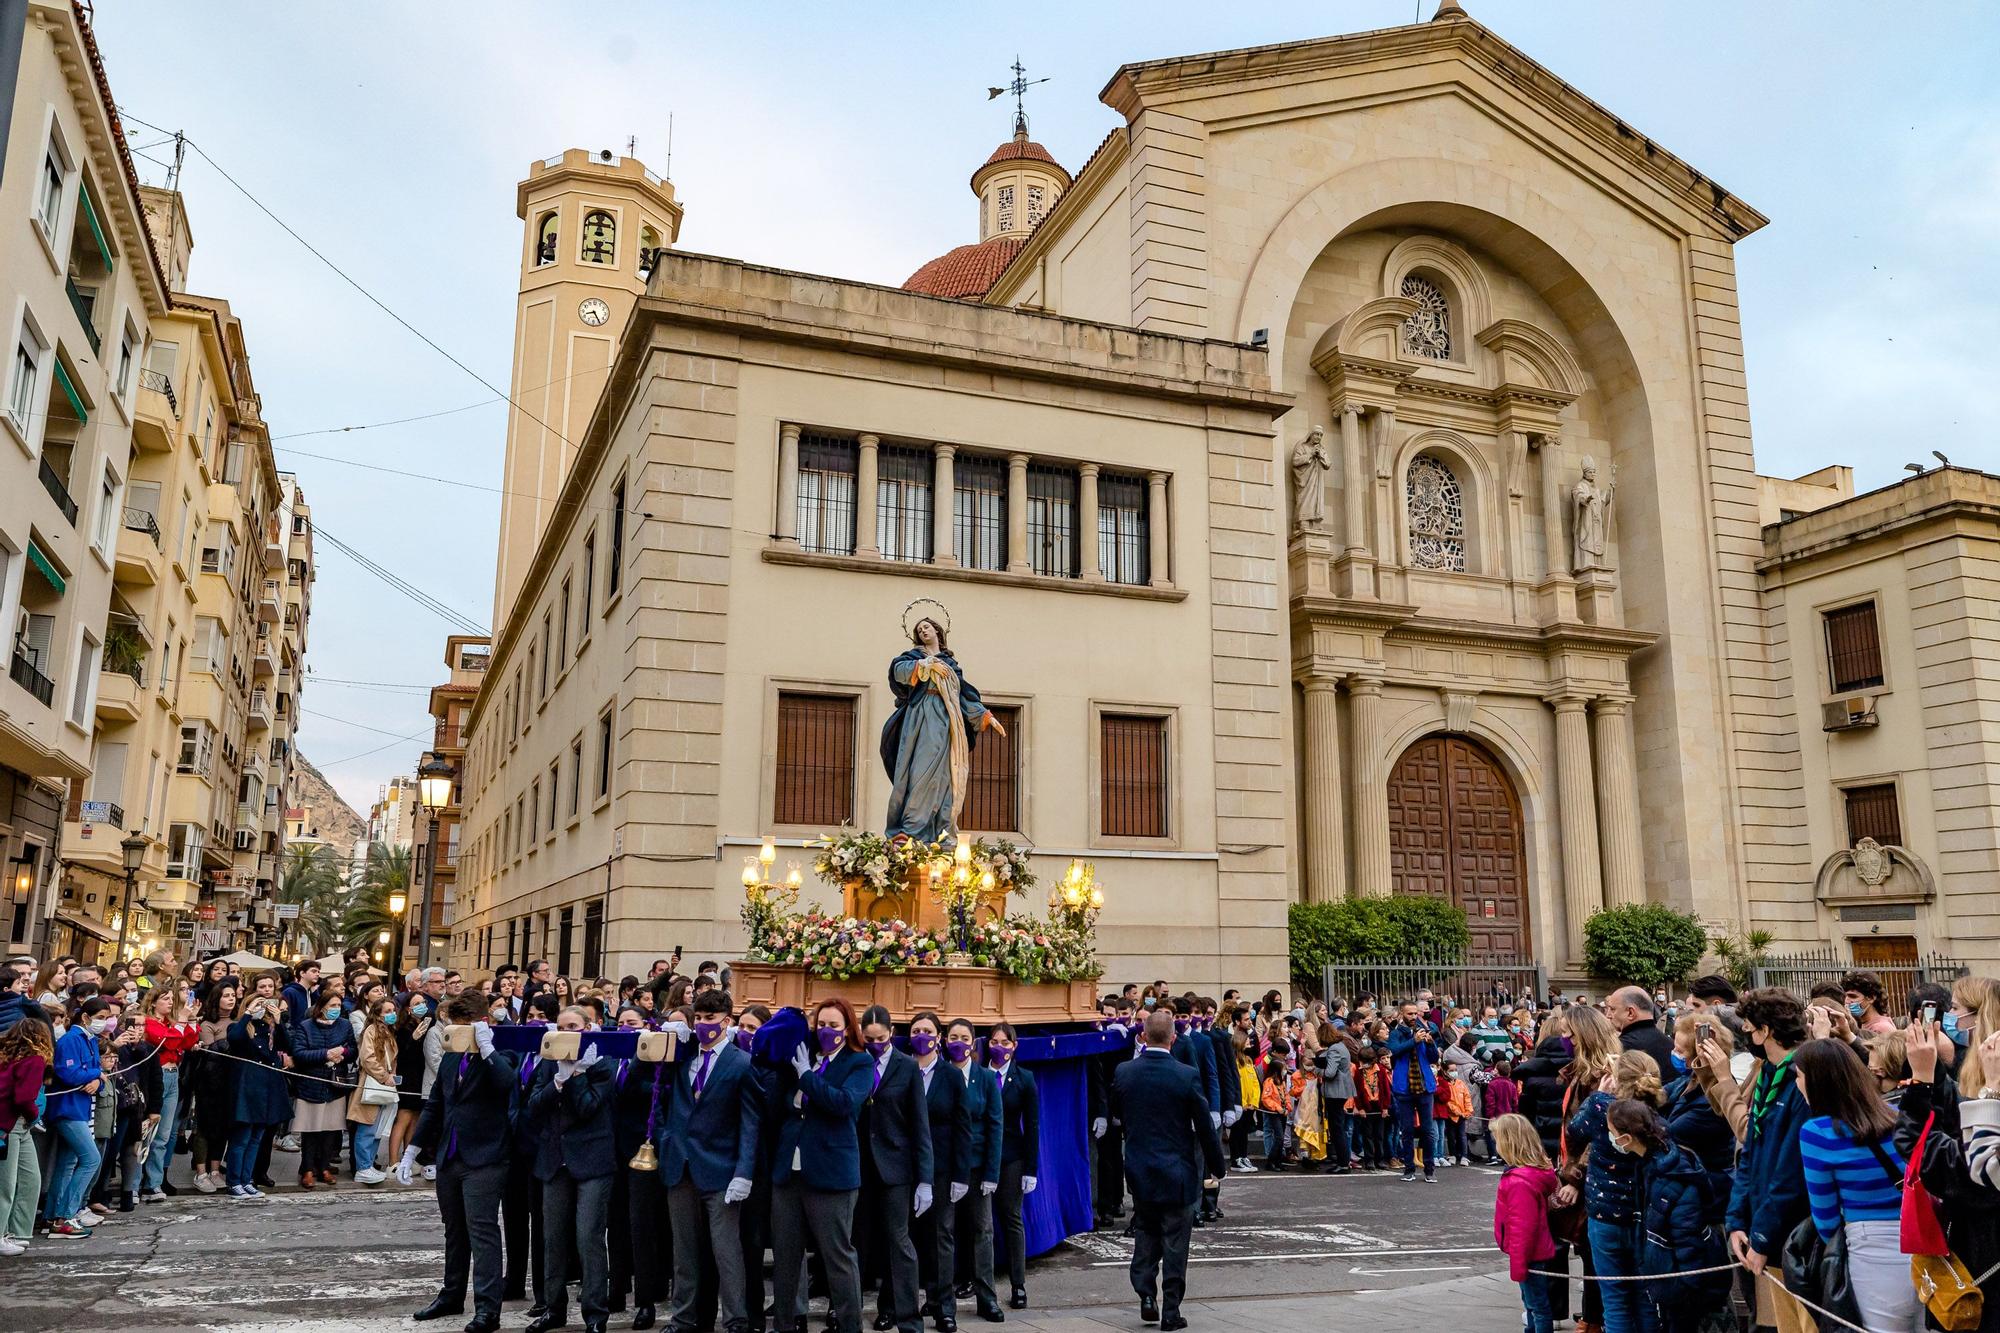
[626,134,636,159]
[665,113,674,178]
[987,55,1049,137]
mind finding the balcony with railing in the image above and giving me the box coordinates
[247,687,272,728]
[253,629,276,676]
[10,642,54,707]
[115,508,166,587]
[257,578,280,623]
[38,456,77,526]
[434,721,463,750]
[138,368,178,417]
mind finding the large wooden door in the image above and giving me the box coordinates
[1387,735,1527,956]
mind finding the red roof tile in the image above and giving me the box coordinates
[902,235,1028,300]
[983,138,1061,171]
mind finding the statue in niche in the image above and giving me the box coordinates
[880,599,1004,844]
[1572,455,1617,572]
[1291,424,1330,534]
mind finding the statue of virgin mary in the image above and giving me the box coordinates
[880,599,1005,843]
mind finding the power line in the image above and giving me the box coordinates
[310,521,487,636]
[312,729,435,769]
[270,398,499,441]
[302,707,435,741]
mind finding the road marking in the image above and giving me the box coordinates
[1088,1245,1499,1267]
[1349,1264,1469,1276]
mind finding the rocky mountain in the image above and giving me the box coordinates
[292,751,370,850]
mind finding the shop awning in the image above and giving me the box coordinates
[51,358,86,425]
[26,541,64,596]
[54,910,117,943]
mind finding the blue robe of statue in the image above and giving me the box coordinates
[880,647,989,842]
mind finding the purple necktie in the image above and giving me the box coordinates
[693,1051,713,1096]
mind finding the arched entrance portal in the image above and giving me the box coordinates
[1386,734,1527,956]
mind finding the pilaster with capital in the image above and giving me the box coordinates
[1302,676,1346,903]
[1593,694,1645,909]
[1551,692,1604,962]
[1348,675,1390,898]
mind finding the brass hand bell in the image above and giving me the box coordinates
[629,1140,659,1172]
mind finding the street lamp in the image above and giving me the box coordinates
[414,755,456,969]
[387,892,407,979]
[111,833,148,969]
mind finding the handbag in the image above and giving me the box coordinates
[1782,1214,1861,1330]
[359,1074,399,1107]
[1546,1082,1588,1246]
[1901,1113,1986,1330]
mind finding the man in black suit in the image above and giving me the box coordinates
[1113,1011,1224,1332]
[859,1004,935,1333]
[524,1007,618,1333]
[404,993,521,1333]
[1199,999,1237,1222]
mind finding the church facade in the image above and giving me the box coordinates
[444,8,1987,987]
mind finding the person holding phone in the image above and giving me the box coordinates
[137,984,197,1201]
[225,988,291,1199]
[1387,1002,1440,1181]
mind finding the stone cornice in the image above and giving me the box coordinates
[1098,14,1765,242]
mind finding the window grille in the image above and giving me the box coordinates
[1400,274,1452,359]
[1101,714,1168,838]
[997,185,1014,232]
[775,693,856,826]
[1406,455,1466,572]
[797,432,857,555]
[876,444,933,563]
[953,454,1007,572]
[1824,602,1885,694]
[1027,462,1079,578]
[1097,471,1149,585]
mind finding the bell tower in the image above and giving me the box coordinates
[491,148,683,632]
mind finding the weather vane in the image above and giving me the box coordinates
[987,56,1049,137]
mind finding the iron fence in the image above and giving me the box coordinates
[1319,946,1547,1008]
[1750,946,1967,1015]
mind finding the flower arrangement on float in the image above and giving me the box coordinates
[758,912,949,980]
[812,828,1038,898]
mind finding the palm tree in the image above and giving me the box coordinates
[345,843,413,960]
[278,843,344,959]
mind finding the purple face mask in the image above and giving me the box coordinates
[865,1038,892,1057]
[909,1031,938,1056]
[816,1025,846,1054]
[945,1038,972,1062]
[989,1046,1012,1067]
[693,1020,725,1046]
[734,1029,755,1053]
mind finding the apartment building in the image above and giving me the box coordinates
[369,775,418,850]
[410,634,485,964]
[260,469,311,898]
[3,1,169,959]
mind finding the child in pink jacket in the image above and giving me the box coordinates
[1491,1113,1560,1333]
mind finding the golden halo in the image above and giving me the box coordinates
[901,597,952,640]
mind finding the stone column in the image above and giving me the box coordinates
[1147,471,1170,587]
[1079,462,1103,582]
[1551,692,1605,961]
[1339,405,1369,556]
[1537,432,1568,578]
[932,443,957,567]
[1007,452,1031,575]
[1593,694,1645,909]
[1302,675,1346,902]
[855,433,880,557]
[775,423,800,542]
[1348,675,1390,898]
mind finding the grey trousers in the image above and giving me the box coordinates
[1130,1201,1193,1317]
[994,1161,1027,1293]
[867,1182,921,1333]
[772,1182,860,1333]
[914,1179,958,1316]
[953,1188,996,1310]
[668,1178,746,1332]
[436,1159,508,1318]
[541,1169,613,1323]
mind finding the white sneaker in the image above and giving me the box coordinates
[1234,1159,1258,1173]
[194,1170,218,1194]
[0,1238,24,1257]
[422,1164,437,1181]
[239,1184,265,1199]
[140,1188,168,1203]
[3,1234,27,1250]
[354,1167,387,1185]
[228,1184,249,1198]
[276,1135,300,1153]
[72,1211,103,1229]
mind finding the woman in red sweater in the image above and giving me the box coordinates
[0,1012,53,1254]
[138,984,199,1200]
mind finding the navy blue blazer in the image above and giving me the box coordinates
[1172,1029,1220,1114]
[613,1058,668,1161]
[993,1063,1040,1174]
[774,1047,874,1192]
[414,1048,522,1171]
[920,1057,973,1190]
[1114,1049,1225,1208]
[655,1040,763,1193]
[525,1058,618,1183]
[862,1049,934,1188]
[957,1061,1003,1186]
[1207,1026,1239,1114]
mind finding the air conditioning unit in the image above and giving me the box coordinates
[1822,695,1879,733]
[233,830,255,851]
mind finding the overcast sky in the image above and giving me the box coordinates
[87,1,1999,816]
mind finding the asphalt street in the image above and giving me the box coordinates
[0,1161,1518,1332]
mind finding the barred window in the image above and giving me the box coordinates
[1824,601,1885,695]
[1406,454,1466,572]
[1101,714,1168,838]
[963,704,1020,832]
[797,432,857,555]
[1027,185,1045,226]
[1097,471,1149,585]
[1843,783,1902,847]
[1400,274,1452,360]
[876,444,933,563]
[1027,463,1079,578]
[775,692,856,826]
[953,454,1007,572]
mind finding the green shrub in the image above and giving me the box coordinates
[1288,897,1470,987]
[1583,903,1707,991]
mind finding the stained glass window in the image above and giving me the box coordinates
[1400,274,1452,360]
[1406,454,1466,572]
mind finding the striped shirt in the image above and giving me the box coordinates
[1800,1115,1906,1237]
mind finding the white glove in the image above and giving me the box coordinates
[981,1180,997,1196]
[664,1019,692,1042]
[576,1047,603,1072]
[950,1182,969,1203]
[472,1020,495,1058]
[1105,1022,1128,1039]
[1210,1112,1222,1130]
[395,1147,418,1186]
[913,1183,933,1216]
[790,1044,811,1077]
[1222,1108,1239,1128]
[1021,1175,1037,1194]
[1093,1117,1107,1139]
[724,1177,753,1205]
[553,1058,577,1087]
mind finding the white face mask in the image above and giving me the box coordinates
[1608,1132,1634,1155]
